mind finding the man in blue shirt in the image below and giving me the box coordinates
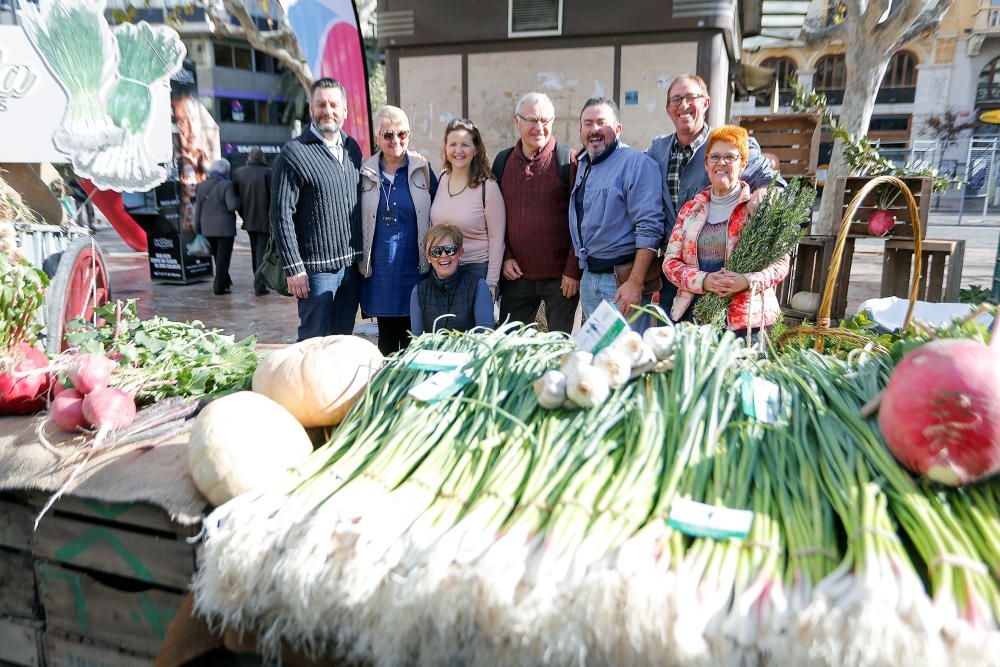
[569,97,665,331]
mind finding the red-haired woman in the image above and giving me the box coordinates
[429,118,506,296]
[662,125,788,337]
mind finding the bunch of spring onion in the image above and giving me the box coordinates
[692,178,814,329]
[192,324,1000,667]
[75,22,186,190]
[21,0,121,153]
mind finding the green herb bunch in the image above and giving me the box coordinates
[0,246,48,353]
[693,179,814,329]
[64,300,258,404]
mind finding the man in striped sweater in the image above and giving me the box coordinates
[271,78,363,340]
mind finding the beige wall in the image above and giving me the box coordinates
[618,42,699,149]
[467,47,615,160]
[398,54,464,168]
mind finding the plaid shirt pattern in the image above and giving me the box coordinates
[666,127,709,210]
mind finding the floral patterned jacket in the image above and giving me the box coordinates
[662,183,789,330]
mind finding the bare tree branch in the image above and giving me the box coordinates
[898,0,953,45]
[203,0,313,93]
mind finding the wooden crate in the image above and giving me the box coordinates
[830,176,932,239]
[736,113,820,177]
[778,235,856,322]
[0,493,34,553]
[0,549,40,620]
[36,563,184,658]
[30,496,197,590]
[43,630,155,667]
[881,239,966,303]
[0,616,43,667]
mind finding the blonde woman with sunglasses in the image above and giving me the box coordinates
[359,105,439,354]
[410,224,494,335]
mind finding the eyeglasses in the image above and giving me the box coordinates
[429,243,459,258]
[380,130,409,141]
[707,153,741,165]
[668,93,706,107]
[516,113,554,126]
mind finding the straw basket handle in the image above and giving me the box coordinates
[778,175,923,353]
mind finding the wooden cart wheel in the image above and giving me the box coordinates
[45,236,111,354]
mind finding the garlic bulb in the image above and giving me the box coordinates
[643,326,676,360]
[612,332,647,366]
[534,370,567,410]
[560,350,593,379]
[593,347,631,389]
[565,364,610,409]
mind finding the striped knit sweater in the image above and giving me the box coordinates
[270,129,363,276]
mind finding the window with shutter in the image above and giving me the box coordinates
[509,0,562,37]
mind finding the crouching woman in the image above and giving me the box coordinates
[410,224,494,335]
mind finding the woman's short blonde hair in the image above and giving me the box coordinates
[424,224,464,255]
[706,125,750,164]
[374,105,409,130]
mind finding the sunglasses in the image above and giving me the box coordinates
[380,130,409,141]
[429,243,459,258]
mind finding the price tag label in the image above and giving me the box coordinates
[406,350,472,372]
[408,370,472,403]
[574,300,629,354]
[739,372,780,424]
[667,497,754,539]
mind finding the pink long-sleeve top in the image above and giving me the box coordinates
[430,173,506,290]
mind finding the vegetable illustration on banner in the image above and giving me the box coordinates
[19,0,185,191]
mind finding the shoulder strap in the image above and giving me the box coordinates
[491,148,513,189]
[482,179,487,207]
[555,142,572,188]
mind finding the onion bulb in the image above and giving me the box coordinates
[560,350,593,379]
[565,364,610,409]
[643,326,676,360]
[593,347,631,389]
[534,370,567,410]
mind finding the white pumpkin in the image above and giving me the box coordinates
[188,391,313,506]
[790,290,821,314]
[251,335,384,427]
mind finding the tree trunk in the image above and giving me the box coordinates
[814,42,891,235]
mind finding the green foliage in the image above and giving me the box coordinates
[0,249,49,353]
[693,178,815,328]
[64,300,259,403]
[791,84,954,194]
[959,284,992,305]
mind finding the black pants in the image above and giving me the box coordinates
[376,316,411,356]
[207,236,234,295]
[247,231,269,295]
[499,277,579,334]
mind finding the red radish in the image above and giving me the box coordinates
[0,343,51,415]
[867,209,895,236]
[81,388,136,431]
[67,353,117,395]
[878,329,1000,486]
[50,389,89,432]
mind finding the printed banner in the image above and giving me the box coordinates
[0,0,181,192]
[283,0,372,155]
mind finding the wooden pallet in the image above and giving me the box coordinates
[0,494,44,667]
[736,114,820,177]
[42,630,155,667]
[0,616,44,667]
[881,239,966,303]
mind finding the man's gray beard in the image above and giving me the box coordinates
[315,120,342,137]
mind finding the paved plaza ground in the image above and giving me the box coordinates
[96,212,999,345]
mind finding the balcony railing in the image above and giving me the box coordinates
[975,1,1000,32]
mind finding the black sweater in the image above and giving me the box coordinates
[270,129,363,276]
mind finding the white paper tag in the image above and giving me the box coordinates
[408,370,472,403]
[574,300,629,353]
[407,350,472,372]
[667,497,754,540]
[739,373,780,424]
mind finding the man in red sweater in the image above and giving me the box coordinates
[492,92,581,333]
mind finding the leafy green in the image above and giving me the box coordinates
[0,248,49,353]
[64,300,259,403]
[960,284,993,305]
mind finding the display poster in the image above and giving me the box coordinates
[141,59,217,283]
[0,0,182,192]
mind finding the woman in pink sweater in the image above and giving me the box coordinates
[430,118,506,295]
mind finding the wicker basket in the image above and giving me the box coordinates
[777,175,922,353]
